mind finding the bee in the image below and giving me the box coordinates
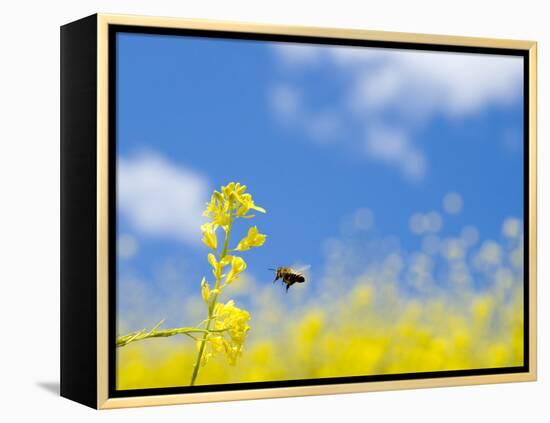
[269,266,310,292]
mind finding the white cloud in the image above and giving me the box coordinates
[274,43,324,66]
[269,83,343,144]
[271,43,523,181]
[304,110,342,143]
[118,151,209,243]
[275,44,522,118]
[365,126,426,179]
[269,83,302,124]
[350,49,522,119]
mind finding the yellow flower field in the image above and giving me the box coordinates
[117,262,523,389]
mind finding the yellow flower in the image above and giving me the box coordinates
[203,193,231,228]
[213,190,224,204]
[236,193,266,217]
[197,335,228,367]
[226,256,247,284]
[214,300,250,338]
[208,253,232,278]
[203,182,265,230]
[235,226,267,251]
[196,300,250,366]
[202,194,219,217]
[212,300,251,365]
[236,183,247,195]
[221,182,236,199]
[207,252,218,270]
[201,278,210,303]
[201,222,218,250]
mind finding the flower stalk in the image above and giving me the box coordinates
[115,182,266,387]
[190,219,233,385]
[190,183,265,385]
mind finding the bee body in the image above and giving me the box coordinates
[271,266,308,292]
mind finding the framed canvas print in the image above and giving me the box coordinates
[60,13,537,409]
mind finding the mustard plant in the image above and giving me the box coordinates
[116,182,267,386]
[191,182,266,384]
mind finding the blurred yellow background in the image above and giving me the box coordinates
[117,268,523,389]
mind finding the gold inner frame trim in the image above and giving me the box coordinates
[95,13,537,409]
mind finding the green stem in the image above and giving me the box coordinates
[190,219,233,386]
[116,326,228,348]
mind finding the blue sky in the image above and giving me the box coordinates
[115,32,524,328]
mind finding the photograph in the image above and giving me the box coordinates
[3,0,547,419]
[113,30,527,390]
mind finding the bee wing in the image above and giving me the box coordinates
[293,264,311,276]
[294,264,311,274]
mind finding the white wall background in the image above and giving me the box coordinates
[0,1,546,421]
